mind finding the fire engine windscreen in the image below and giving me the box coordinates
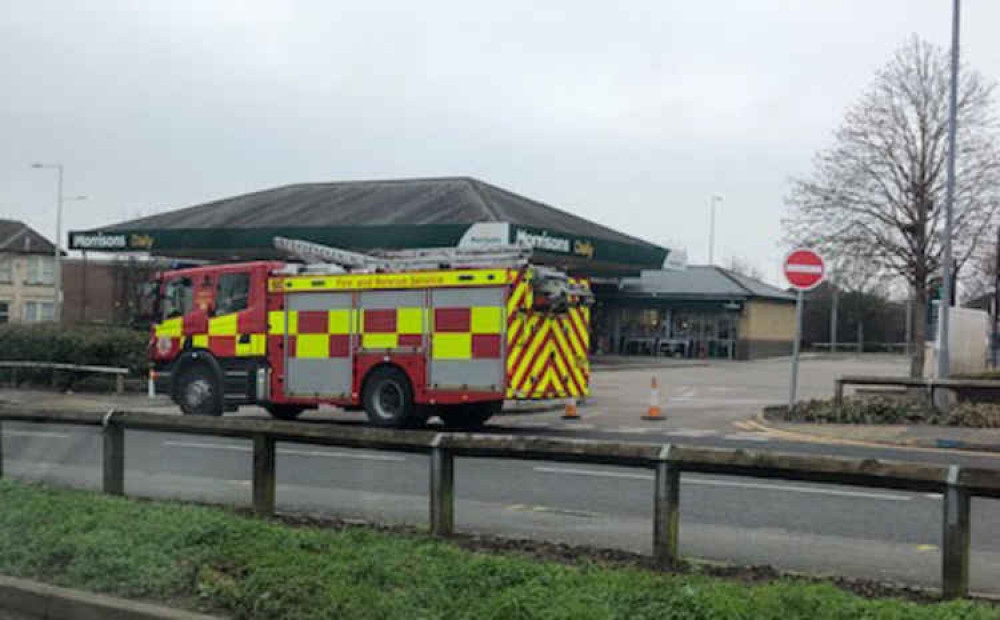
[161,277,193,320]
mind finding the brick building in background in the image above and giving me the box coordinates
[62,256,161,325]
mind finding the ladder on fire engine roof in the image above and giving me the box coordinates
[273,237,594,304]
[273,236,533,273]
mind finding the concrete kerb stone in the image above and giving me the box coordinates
[0,575,222,620]
[750,409,1000,455]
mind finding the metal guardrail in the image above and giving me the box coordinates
[0,362,129,394]
[835,375,1000,409]
[1,409,999,599]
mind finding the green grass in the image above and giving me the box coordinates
[0,480,997,620]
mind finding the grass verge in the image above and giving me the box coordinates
[1,479,997,620]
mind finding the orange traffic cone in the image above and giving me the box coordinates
[642,377,664,421]
[562,397,580,420]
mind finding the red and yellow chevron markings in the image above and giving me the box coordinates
[505,270,590,399]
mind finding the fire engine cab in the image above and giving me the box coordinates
[149,239,591,428]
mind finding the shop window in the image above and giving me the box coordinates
[0,301,9,323]
[162,277,194,319]
[215,272,250,315]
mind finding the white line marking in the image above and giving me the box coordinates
[281,449,406,462]
[722,433,770,442]
[663,429,717,438]
[163,441,406,462]
[2,431,71,439]
[685,477,911,501]
[510,422,552,428]
[532,467,912,501]
[557,423,595,430]
[165,441,250,452]
[614,427,656,434]
[535,466,650,481]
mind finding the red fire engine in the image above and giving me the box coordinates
[149,239,591,428]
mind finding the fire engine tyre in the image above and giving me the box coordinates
[264,404,306,420]
[362,367,418,428]
[437,401,501,429]
[175,363,223,417]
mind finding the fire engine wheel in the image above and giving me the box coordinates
[437,401,501,430]
[175,364,222,417]
[362,367,417,428]
[264,404,306,420]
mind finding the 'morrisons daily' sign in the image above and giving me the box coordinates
[70,232,154,250]
[513,227,595,258]
[458,223,596,259]
[515,228,571,253]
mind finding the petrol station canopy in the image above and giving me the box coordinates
[69,177,672,276]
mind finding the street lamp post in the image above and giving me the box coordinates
[708,194,723,265]
[939,0,961,379]
[30,163,66,321]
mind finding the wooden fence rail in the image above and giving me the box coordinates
[2,408,999,600]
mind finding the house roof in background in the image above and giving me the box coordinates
[619,265,796,302]
[0,219,55,255]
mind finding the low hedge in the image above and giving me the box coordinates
[0,323,147,383]
[772,396,1000,428]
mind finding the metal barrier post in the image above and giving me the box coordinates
[252,434,276,516]
[653,445,680,566]
[942,465,970,599]
[115,375,125,395]
[430,434,454,536]
[101,412,124,496]
[833,379,844,410]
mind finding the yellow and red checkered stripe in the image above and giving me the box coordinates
[431,305,503,359]
[154,315,266,357]
[505,271,591,399]
[268,309,357,358]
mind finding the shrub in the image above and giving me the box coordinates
[0,323,148,388]
[772,396,1000,428]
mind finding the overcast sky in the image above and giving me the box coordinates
[2,1,999,283]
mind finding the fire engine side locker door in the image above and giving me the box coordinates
[284,292,353,398]
[429,287,505,391]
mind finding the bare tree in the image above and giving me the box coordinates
[724,256,765,281]
[785,36,1000,377]
[961,226,1000,304]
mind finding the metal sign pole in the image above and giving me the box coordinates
[789,289,804,411]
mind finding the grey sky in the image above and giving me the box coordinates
[2,1,998,283]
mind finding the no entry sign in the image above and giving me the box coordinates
[784,249,825,291]
[784,248,824,412]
